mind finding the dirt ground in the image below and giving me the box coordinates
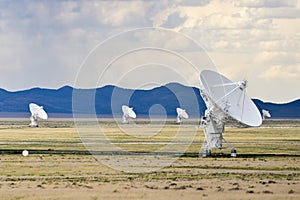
[0,154,299,200]
[0,179,298,200]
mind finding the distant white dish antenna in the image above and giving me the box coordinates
[199,70,262,157]
[122,105,136,123]
[29,103,48,127]
[262,109,271,120]
[176,108,189,123]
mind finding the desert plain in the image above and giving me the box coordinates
[0,119,299,199]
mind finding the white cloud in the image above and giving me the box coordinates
[201,13,254,29]
[252,7,300,19]
[176,0,211,7]
[258,39,299,52]
[235,0,298,8]
[259,65,300,79]
[257,51,299,65]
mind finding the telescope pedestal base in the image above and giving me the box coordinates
[200,132,236,157]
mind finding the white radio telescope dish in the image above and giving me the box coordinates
[176,108,189,123]
[122,105,136,123]
[262,109,271,120]
[199,70,262,157]
[29,103,48,127]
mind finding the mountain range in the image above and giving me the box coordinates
[0,83,299,118]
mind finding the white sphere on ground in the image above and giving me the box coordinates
[22,150,29,157]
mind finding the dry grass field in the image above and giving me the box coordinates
[0,119,299,199]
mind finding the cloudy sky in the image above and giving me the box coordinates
[0,0,299,103]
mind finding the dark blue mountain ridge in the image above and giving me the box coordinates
[253,99,300,119]
[0,83,299,118]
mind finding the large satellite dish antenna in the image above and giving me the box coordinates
[29,103,48,127]
[199,70,262,157]
[122,105,136,123]
[262,109,271,120]
[176,107,189,123]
